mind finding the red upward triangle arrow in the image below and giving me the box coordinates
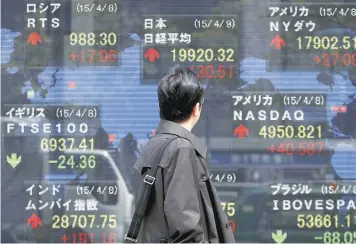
[27,213,43,229]
[233,124,249,139]
[270,35,286,50]
[144,48,160,62]
[27,32,42,46]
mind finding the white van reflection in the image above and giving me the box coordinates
[40,149,134,243]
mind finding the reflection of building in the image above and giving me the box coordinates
[94,127,109,149]
[118,133,140,193]
[94,127,109,178]
[240,0,270,63]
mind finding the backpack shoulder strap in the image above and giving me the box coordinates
[125,136,177,243]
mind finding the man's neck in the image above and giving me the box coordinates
[178,121,193,131]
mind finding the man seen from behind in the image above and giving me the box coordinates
[130,66,236,243]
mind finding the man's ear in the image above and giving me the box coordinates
[192,103,201,117]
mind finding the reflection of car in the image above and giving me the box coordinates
[40,149,135,243]
[1,117,134,242]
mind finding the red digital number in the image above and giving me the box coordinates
[189,65,233,79]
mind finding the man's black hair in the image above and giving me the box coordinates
[157,66,204,122]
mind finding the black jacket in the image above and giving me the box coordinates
[134,120,236,243]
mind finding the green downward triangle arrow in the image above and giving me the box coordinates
[6,153,22,169]
[272,230,287,244]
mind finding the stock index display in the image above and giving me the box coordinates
[1,0,356,243]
